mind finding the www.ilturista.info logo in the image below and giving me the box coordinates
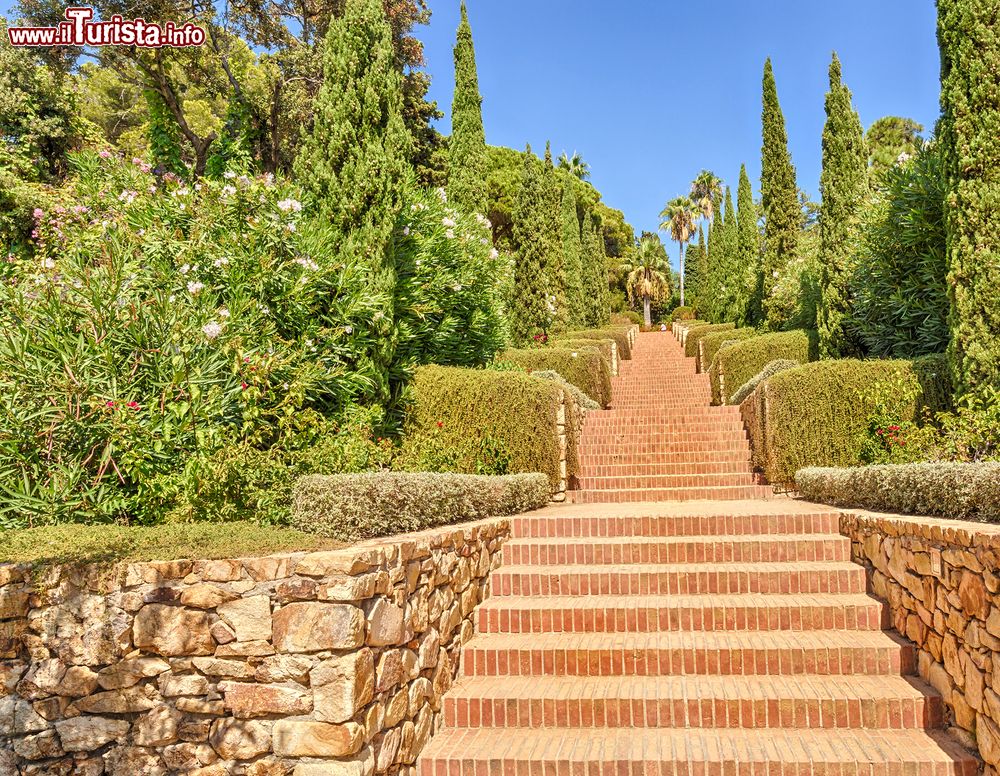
[7,7,206,47]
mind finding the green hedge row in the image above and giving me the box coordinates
[743,354,953,486]
[291,472,551,541]
[671,306,697,322]
[796,463,1000,521]
[684,323,736,359]
[699,328,758,373]
[709,330,814,405]
[561,327,632,360]
[554,338,616,376]
[397,365,568,489]
[730,359,800,406]
[503,346,611,408]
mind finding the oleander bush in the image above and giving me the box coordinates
[502,346,611,408]
[684,323,736,359]
[709,330,814,405]
[562,327,632,360]
[395,365,569,489]
[745,354,953,486]
[730,359,800,406]
[795,463,1000,521]
[291,472,550,540]
[699,328,757,373]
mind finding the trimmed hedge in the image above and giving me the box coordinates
[561,328,632,360]
[699,328,758,373]
[671,306,697,322]
[796,463,1000,522]
[291,472,551,541]
[747,355,953,486]
[503,346,611,408]
[710,330,814,405]
[684,323,736,360]
[398,366,566,488]
[730,359,799,406]
[553,337,616,376]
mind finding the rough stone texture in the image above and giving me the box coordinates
[841,508,1000,769]
[0,517,510,775]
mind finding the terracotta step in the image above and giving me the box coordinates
[501,534,849,565]
[491,561,865,596]
[576,473,757,490]
[578,464,751,479]
[577,440,752,455]
[577,448,751,463]
[418,728,976,776]
[510,508,840,538]
[476,593,888,633]
[569,485,773,503]
[441,674,942,729]
[581,431,749,444]
[460,630,916,677]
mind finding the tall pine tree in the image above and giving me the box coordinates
[511,146,550,342]
[293,0,411,404]
[561,179,586,327]
[760,58,800,330]
[938,0,1000,395]
[736,164,762,325]
[543,143,568,329]
[447,1,487,214]
[818,53,869,358]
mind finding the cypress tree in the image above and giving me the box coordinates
[543,143,568,329]
[595,221,611,325]
[581,210,603,326]
[293,0,411,403]
[447,1,488,214]
[685,226,707,314]
[511,145,550,343]
[560,179,586,327]
[818,53,869,358]
[717,186,740,323]
[760,58,800,330]
[937,0,1000,395]
[737,164,762,325]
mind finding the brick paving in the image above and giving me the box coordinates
[418,332,976,775]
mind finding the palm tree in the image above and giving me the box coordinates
[659,196,700,307]
[690,170,724,222]
[558,151,591,181]
[621,236,671,327]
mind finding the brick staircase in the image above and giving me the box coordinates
[418,331,976,776]
[571,331,772,503]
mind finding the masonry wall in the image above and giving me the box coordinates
[842,510,1000,774]
[0,518,510,776]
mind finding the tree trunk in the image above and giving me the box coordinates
[679,241,686,307]
[643,296,651,327]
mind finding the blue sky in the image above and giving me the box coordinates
[419,1,942,252]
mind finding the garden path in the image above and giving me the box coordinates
[417,332,975,776]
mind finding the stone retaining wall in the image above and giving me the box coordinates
[0,518,510,776]
[841,509,1000,773]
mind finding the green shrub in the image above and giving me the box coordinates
[671,306,697,321]
[796,463,1000,521]
[552,337,616,375]
[396,365,566,489]
[710,330,814,405]
[730,359,800,406]
[502,347,611,409]
[562,328,631,360]
[530,370,599,410]
[612,311,643,326]
[699,328,757,372]
[290,472,550,541]
[684,323,736,359]
[755,356,954,486]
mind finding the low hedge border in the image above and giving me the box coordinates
[796,463,1000,522]
[291,472,551,541]
[700,328,757,374]
[745,354,953,487]
[552,337,617,377]
[684,323,736,360]
[398,365,567,490]
[673,319,708,343]
[562,328,632,361]
[730,358,799,406]
[710,330,814,405]
[503,346,611,409]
